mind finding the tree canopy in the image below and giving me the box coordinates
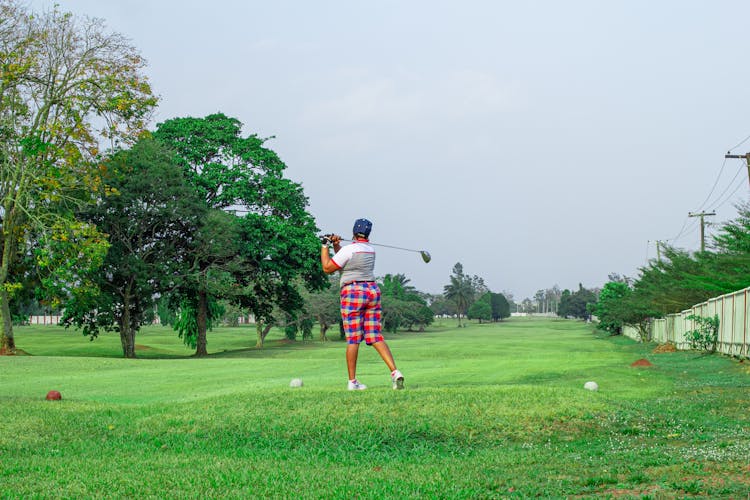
[443,263,475,327]
[0,1,156,353]
[62,139,205,358]
[153,113,326,353]
[557,284,597,320]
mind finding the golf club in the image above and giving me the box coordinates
[324,235,431,263]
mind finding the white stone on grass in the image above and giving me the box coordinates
[584,381,599,391]
[289,378,303,388]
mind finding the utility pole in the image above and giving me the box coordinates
[688,211,716,252]
[656,240,662,263]
[724,152,750,188]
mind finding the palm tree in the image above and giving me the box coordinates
[443,263,474,327]
[380,273,417,299]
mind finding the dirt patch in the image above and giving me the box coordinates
[135,344,151,351]
[653,343,677,353]
[630,358,653,367]
[0,347,29,356]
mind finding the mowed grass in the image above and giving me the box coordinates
[1,319,749,498]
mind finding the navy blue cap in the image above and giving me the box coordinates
[352,218,372,238]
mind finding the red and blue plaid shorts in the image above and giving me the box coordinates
[340,281,384,345]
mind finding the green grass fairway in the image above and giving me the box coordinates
[1,319,749,498]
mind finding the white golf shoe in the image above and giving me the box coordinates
[347,380,367,391]
[391,369,405,390]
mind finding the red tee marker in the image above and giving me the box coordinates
[46,390,62,400]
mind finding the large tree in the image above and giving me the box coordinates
[379,273,433,333]
[557,284,597,320]
[62,139,205,358]
[0,1,156,353]
[302,275,340,341]
[489,292,511,321]
[153,113,326,353]
[443,262,474,327]
[467,293,492,323]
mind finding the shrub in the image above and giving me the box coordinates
[685,314,719,353]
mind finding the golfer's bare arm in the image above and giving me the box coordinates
[321,235,342,274]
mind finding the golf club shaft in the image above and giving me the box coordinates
[337,238,431,263]
[340,238,421,254]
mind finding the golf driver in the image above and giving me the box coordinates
[323,235,431,263]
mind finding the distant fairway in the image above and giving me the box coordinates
[1,318,749,498]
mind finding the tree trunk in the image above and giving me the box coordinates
[319,322,329,342]
[120,325,136,358]
[195,290,208,356]
[255,322,273,348]
[120,293,136,358]
[0,288,15,354]
[0,231,16,354]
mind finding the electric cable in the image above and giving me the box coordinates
[708,163,745,210]
[695,157,727,212]
[727,132,750,153]
[712,175,748,211]
[664,134,750,250]
[669,217,700,245]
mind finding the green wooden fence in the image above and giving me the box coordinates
[623,286,750,359]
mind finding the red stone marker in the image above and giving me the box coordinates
[46,390,62,400]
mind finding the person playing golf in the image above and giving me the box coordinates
[320,218,405,390]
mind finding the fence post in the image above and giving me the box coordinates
[745,289,748,358]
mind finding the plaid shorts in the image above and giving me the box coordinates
[340,281,384,345]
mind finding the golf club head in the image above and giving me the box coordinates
[420,250,431,263]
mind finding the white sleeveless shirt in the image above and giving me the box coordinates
[332,241,376,287]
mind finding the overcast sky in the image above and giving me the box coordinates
[34,0,750,299]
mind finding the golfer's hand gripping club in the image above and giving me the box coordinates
[320,233,341,246]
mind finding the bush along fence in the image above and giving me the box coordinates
[623,286,750,359]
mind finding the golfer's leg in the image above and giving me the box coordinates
[371,341,396,372]
[346,343,360,380]
[341,284,365,381]
[346,344,359,380]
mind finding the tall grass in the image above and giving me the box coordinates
[1,318,748,498]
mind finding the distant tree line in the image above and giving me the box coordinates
[593,203,750,340]
[433,263,511,326]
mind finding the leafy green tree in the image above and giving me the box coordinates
[429,295,457,317]
[490,292,511,321]
[557,284,597,320]
[379,273,433,333]
[443,262,474,327]
[519,297,536,314]
[171,209,242,352]
[302,275,340,341]
[467,293,492,323]
[617,205,750,320]
[153,113,326,352]
[61,139,205,358]
[592,281,631,335]
[380,273,416,299]
[0,1,156,353]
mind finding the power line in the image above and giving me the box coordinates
[665,136,749,251]
[709,163,745,209]
[668,217,690,242]
[669,215,700,243]
[712,175,748,211]
[696,156,727,211]
[727,132,750,153]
